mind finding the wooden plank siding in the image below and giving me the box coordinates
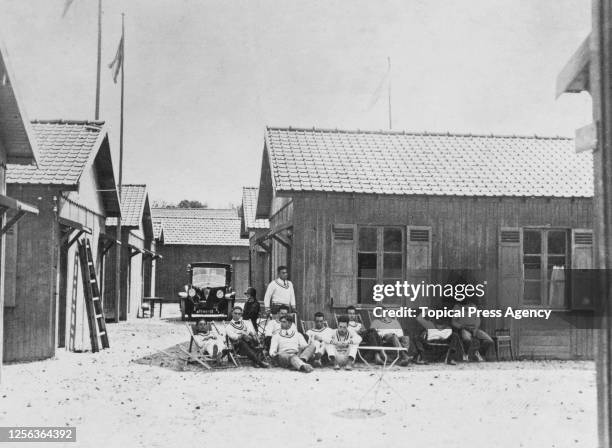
[3,186,56,362]
[276,193,594,359]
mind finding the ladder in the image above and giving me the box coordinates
[77,238,110,352]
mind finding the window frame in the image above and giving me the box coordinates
[357,225,404,304]
[521,227,570,310]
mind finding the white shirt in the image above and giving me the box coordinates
[306,326,334,344]
[269,329,308,357]
[264,278,296,309]
[264,319,297,337]
[348,320,362,333]
[225,319,256,342]
[330,328,362,346]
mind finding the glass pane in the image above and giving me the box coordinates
[523,281,541,305]
[383,228,402,252]
[381,279,402,304]
[548,231,566,255]
[548,262,566,281]
[383,253,402,278]
[359,227,377,252]
[357,253,377,278]
[548,279,566,308]
[523,255,541,280]
[523,230,541,254]
[548,256,567,270]
[358,279,377,304]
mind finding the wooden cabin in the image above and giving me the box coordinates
[255,126,595,360]
[0,42,40,377]
[240,187,270,300]
[104,184,158,321]
[4,120,120,361]
[152,208,249,300]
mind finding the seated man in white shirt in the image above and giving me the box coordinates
[264,265,296,314]
[346,305,365,335]
[225,306,269,368]
[269,314,314,373]
[327,316,362,370]
[263,305,296,351]
[193,319,226,361]
[414,314,461,365]
[305,312,334,367]
[369,313,411,366]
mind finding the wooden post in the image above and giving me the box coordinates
[591,1,612,446]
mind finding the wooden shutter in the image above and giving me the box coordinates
[330,224,356,307]
[3,218,18,307]
[406,226,432,284]
[571,229,594,310]
[498,227,522,308]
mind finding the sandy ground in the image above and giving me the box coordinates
[1,304,597,448]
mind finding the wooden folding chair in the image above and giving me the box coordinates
[333,312,364,328]
[185,322,236,368]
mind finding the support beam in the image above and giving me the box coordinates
[0,210,25,236]
[556,34,591,97]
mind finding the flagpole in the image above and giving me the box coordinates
[387,56,392,130]
[95,0,102,119]
[114,13,125,322]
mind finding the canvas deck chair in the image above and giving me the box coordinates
[301,320,328,336]
[184,322,235,369]
[333,311,364,329]
[415,316,465,363]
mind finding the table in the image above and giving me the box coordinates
[142,297,166,318]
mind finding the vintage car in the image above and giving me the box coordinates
[178,262,236,320]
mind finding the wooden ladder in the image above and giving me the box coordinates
[77,238,110,352]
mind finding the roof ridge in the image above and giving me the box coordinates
[122,183,147,187]
[31,119,106,127]
[265,125,573,141]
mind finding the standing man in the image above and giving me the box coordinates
[269,315,314,373]
[264,266,296,314]
[242,287,260,332]
[225,306,269,368]
[327,316,362,370]
[305,312,334,367]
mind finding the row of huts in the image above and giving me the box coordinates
[242,126,596,360]
[0,39,251,368]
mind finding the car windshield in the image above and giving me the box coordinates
[191,267,226,288]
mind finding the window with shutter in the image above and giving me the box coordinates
[406,226,432,288]
[571,229,594,310]
[330,225,357,307]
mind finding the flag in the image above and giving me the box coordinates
[367,64,390,110]
[61,0,75,18]
[108,34,124,83]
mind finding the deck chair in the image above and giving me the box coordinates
[185,322,235,369]
[333,312,364,329]
[415,316,465,363]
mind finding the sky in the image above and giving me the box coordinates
[0,0,594,207]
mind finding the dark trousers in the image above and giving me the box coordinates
[414,331,462,361]
[235,339,264,365]
[460,328,493,358]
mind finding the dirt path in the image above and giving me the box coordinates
[1,308,597,448]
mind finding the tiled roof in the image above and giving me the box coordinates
[241,187,269,229]
[152,208,246,246]
[152,220,163,240]
[151,208,238,218]
[7,120,106,185]
[264,127,594,197]
[107,185,148,227]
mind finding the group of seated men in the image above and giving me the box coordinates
[192,299,494,373]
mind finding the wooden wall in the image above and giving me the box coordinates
[248,228,270,300]
[154,244,249,300]
[277,193,595,359]
[2,186,56,362]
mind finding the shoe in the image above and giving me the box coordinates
[446,358,457,365]
[413,355,427,365]
[258,361,270,368]
[462,354,469,362]
[374,354,385,365]
[475,352,484,362]
[398,358,410,367]
[333,364,340,370]
[313,359,323,368]
[344,362,354,371]
[301,364,314,373]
